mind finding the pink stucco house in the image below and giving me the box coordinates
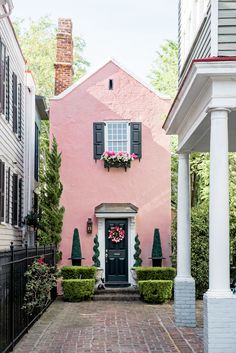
[50,19,171,286]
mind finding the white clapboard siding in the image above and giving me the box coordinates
[0,14,26,248]
[179,3,211,83]
[218,0,236,56]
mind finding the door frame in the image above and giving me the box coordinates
[105,218,128,283]
[96,214,137,286]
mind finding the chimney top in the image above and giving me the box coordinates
[54,18,73,96]
[57,18,72,35]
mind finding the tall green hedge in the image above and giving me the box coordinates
[139,280,173,303]
[172,204,209,298]
[135,267,176,281]
[61,266,96,279]
[62,279,95,302]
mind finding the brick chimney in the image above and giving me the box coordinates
[54,18,73,96]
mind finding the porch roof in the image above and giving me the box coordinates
[163,58,236,153]
[95,203,138,215]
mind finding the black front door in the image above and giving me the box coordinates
[105,219,128,284]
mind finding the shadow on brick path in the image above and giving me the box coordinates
[14,298,203,353]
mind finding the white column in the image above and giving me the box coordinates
[176,153,191,279]
[175,153,195,327]
[207,108,231,297]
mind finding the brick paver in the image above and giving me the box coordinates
[14,299,203,353]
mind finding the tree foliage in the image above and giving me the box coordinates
[172,203,209,298]
[38,136,64,248]
[149,40,178,98]
[13,16,89,100]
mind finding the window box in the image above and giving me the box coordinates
[101,151,137,171]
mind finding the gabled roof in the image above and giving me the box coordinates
[51,57,170,101]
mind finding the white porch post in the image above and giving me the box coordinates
[208,108,230,296]
[174,153,196,327]
[204,108,236,353]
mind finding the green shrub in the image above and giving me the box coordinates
[172,205,209,298]
[138,280,173,303]
[61,266,96,279]
[136,267,176,281]
[62,279,95,302]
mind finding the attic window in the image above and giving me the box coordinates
[109,79,113,90]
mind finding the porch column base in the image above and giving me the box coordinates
[204,294,236,353]
[174,277,196,327]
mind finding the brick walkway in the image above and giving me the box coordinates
[14,299,203,353]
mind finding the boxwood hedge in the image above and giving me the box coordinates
[138,280,173,304]
[135,267,176,281]
[62,279,95,302]
[61,266,96,279]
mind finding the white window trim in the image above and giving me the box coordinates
[104,120,130,153]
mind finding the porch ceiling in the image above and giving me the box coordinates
[163,59,236,153]
[181,110,236,152]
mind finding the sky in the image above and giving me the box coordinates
[12,0,178,83]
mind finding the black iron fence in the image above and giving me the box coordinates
[0,242,57,353]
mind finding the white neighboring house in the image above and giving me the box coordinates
[0,3,47,249]
[164,1,236,352]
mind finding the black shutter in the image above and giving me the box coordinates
[5,56,10,121]
[12,73,17,134]
[18,83,22,140]
[93,122,105,159]
[0,41,6,114]
[130,122,142,158]
[0,160,5,222]
[6,167,10,224]
[35,123,39,181]
[12,173,18,225]
[18,178,22,226]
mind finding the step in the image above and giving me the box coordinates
[93,293,141,301]
[94,287,140,301]
[95,287,138,295]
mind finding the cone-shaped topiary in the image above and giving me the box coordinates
[71,228,82,266]
[133,234,142,267]
[92,234,100,267]
[152,228,163,258]
[151,228,164,267]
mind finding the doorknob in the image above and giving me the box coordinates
[105,251,108,263]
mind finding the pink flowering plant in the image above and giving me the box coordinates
[22,257,58,315]
[101,151,137,170]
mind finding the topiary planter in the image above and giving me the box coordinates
[150,257,165,267]
[95,267,104,288]
[71,258,82,266]
[130,267,138,286]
